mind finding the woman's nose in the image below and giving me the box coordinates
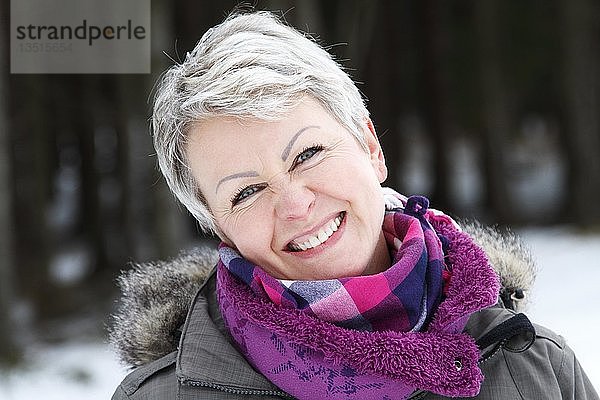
[274,183,315,221]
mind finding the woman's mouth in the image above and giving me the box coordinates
[287,212,346,252]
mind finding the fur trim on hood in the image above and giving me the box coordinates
[462,221,537,311]
[109,221,536,368]
[109,247,218,368]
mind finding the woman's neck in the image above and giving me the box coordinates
[362,231,392,276]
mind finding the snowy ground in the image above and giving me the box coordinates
[0,227,598,399]
[519,227,600,391]
[0,341,127,400]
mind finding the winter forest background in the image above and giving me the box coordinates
[1,0,600,397]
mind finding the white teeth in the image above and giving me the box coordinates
[317,230,328,242]
[288,212,345,251]
[330,220,338,232]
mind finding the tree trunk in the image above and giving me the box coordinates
[0,0,20,365]
[560,0,600,227]
[474,1,515,223]
[76,77,109,274]
[361,0,404,190]
[152,0,194,258]
[9,72,56,321]
[417,0,453,210]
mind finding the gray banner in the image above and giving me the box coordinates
[11,0,151,74]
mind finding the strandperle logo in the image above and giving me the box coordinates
[15,19,147,46]
[11,0,150,74]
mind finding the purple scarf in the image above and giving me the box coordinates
[217,192,499,399]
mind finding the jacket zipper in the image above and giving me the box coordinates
[407,390,427,399]
[182,379,295,398]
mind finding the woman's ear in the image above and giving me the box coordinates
[363,118,388,183]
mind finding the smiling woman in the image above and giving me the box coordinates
[109,10,599,400]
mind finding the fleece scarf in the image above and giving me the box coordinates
[217,191,500,399]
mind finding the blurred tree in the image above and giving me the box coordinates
[0,0,20,365]
[474,0,515,223]
[561,0,600,227]
[417,0,453,210]
[11,74,55,319]
[360,0,405,191]
[151,0,196,260]
[75,78,109,277]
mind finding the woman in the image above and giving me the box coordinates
[110,11,598,400]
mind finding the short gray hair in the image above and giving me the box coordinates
[152,11,369,233]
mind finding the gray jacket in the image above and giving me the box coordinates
[110,224,599,399]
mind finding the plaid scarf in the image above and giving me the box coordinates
[216,191,500,399]
[218,190,450,333]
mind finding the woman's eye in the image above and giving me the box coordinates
[291,145,323,169]
[231,185,263,206]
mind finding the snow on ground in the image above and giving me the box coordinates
[0,227,598,398]
[519,227,600,391]
[0,342,127,400]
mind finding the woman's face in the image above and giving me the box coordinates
[187,98,389,280]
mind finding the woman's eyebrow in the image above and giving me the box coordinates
[215,125,321,194]
[280,125,320,161]
[215,171,259,194]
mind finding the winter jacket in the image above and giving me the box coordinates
[110,223,599,399]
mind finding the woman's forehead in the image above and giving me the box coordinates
[188,99,341,151]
